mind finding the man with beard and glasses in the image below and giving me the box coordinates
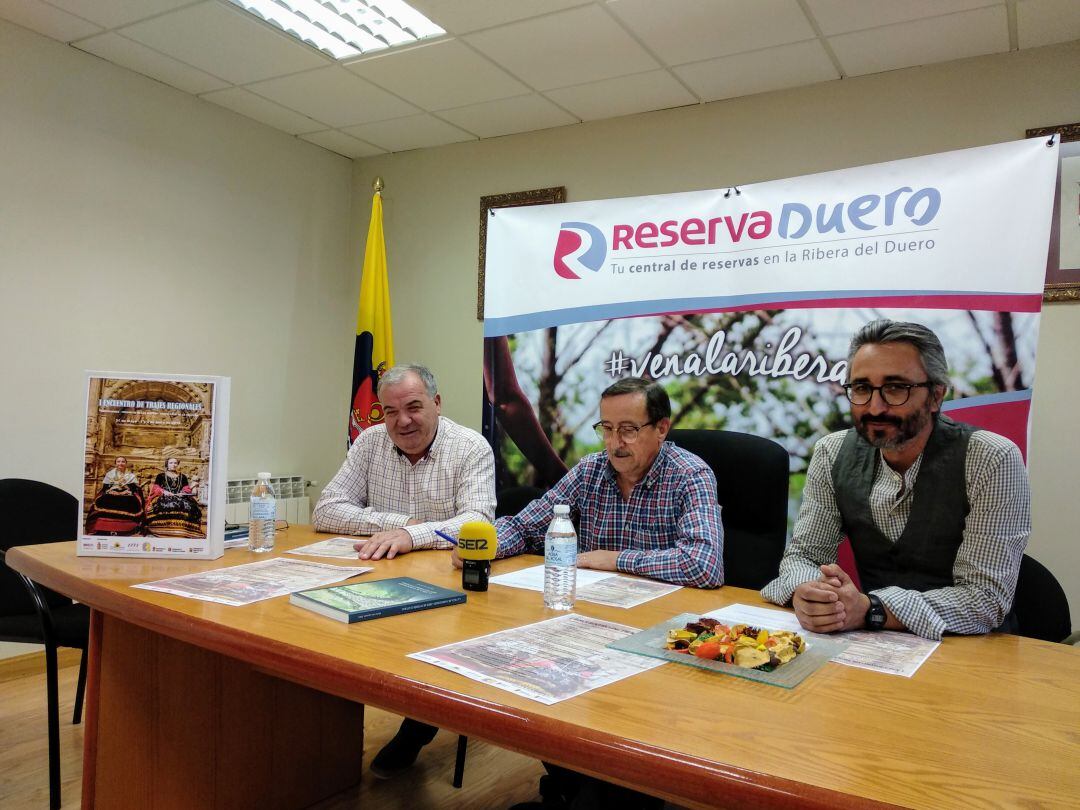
[762,319,1030,640]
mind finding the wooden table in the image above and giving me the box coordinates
[9,528,1079,809]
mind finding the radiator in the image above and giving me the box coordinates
[225,475,310,525]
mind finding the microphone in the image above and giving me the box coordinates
[456,520,496,592]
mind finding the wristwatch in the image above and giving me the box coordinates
[864,593,887,631]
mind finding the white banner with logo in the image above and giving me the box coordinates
[480,139,1057,545]
[485,139,1056,336]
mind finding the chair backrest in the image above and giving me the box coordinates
[667,430,790,590]
[0,478,79,616]
[1012,554,1072,643]
[495,486,546,519]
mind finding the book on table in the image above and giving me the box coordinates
[290,577,467,623]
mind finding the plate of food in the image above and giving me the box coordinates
[607,613,849,688]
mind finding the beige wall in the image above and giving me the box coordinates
[0,19,356,659]
[0,19,356,492]
[355,40,1080,627]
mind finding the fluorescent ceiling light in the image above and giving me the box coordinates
[228,0,445,60]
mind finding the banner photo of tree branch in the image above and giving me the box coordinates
[481,139,1058,525]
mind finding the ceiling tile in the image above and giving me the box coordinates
[439,93,576,138]
[75,32,229,95]
[609,0,816,66]
[675,39,837,102]
[300,130,385,158]
[1017,0,1080,48]
[246,67,418,128]
[200,86,325,134]
[465,5,658,91]
[119,1,328,85]
[804,0,1000,37]
[343,114,475,152]
[829,5,1008,77]
[545,70,696,120]
[50,0,196,30]
[0,0,102,41]
[408,0,590,35]
[346,39,528,111]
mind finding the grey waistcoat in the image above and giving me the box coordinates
[832,414,973,594]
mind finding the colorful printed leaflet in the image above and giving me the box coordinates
[290,577,465,623]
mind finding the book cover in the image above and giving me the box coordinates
[290,577,466,623]
[79,372,230,559]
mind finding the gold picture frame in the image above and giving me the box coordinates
[1026,122,1080,302]
[477,186,566,320]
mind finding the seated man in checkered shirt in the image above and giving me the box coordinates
[313,363,495,560]
[762,319,1031,640]
[313,363,495,780]
[490,376,725,588]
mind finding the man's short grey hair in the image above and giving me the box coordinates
[848,319,950,388]
[378,364,438,398]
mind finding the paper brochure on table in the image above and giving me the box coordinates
[490,565,680,608]
[286,537,364,560]
[133,558,372,606]
[410,613,664,705]
[706,604,939,677]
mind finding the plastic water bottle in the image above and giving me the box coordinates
[544,504,577,610]
[248,472,276,553]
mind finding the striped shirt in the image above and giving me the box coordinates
[312,416,495,550]
[762,428,1030,639]
[494,442,724,588]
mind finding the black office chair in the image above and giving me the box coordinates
[0,479,90,810]
[668,429,790,590]
[1012,554,1072,643]
[495,485,546,518]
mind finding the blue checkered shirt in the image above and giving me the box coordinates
[494,442,724,588]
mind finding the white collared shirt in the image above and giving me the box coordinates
[312,416,496,549]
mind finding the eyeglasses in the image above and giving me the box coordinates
[843,381,933,406]
[593,420,657,443]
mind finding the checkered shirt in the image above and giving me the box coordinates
[494,442,724,588]
[312,416,495,549]
[761,428,1030,639]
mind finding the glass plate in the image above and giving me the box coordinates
[606,612,849,689]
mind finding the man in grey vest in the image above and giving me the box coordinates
[762,319,1030,640]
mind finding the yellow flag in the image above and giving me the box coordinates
[349,191,394,443]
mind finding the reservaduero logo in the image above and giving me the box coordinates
[553,221,607,279]
[550,185,942,279]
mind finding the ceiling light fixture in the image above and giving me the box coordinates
[228,0,445,60]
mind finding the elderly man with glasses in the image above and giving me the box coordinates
[762,319,1030,640]
[491,376,724,588]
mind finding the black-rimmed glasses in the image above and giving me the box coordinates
[592,420,658,443]
[843,381,933,406]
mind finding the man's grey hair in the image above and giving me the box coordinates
[378,364,438,398]
[848,319,950,388]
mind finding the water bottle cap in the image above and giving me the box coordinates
[257,472,271,479]
[553,504,570,515]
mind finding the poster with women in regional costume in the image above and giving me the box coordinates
[80,372,229,559]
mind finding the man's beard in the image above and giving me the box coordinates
[855,404,934,450]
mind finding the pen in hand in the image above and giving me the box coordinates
[434,529,458,547]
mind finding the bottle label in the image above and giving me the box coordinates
[250,498,276,521]
[546,539,577,567]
